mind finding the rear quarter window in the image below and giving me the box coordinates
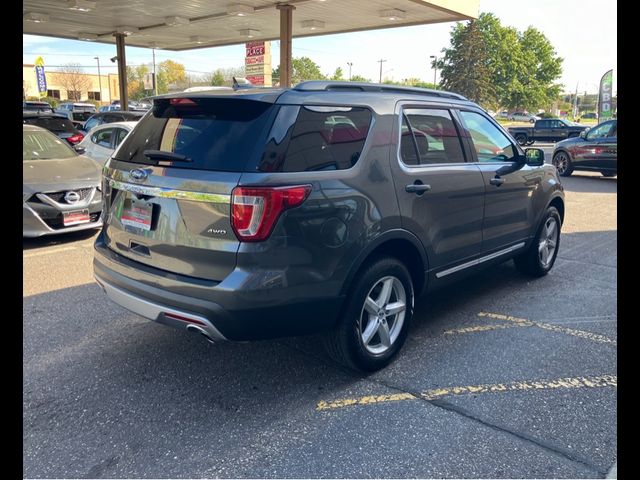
[258,106,372,172]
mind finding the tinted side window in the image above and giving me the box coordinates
[83,117,101,132]
[93,128,113,148]
[537,120,549,128]
[114,128,129,147]
[400,115,419,166]
[258,106,372,172]
[400,108,465,165]
[458,110,517,162]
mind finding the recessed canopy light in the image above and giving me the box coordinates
[301,20,325,30]
[228,4,254,16]
[24,12,50,23]
[380,9,406,21]
[239,29,260,38]
[115,25,139,35]
[165,16,190,26]
[78,33,98,41]
[66,0,96,12]
[190,36,206,44]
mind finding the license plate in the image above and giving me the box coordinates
[121,198,153,231]
[63,209,90,226]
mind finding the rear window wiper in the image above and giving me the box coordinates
[143,150,192,163]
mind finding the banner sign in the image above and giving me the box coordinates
[597,69,613,121]
[34,56,47,96]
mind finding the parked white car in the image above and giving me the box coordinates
[76,121,137,164]
[508,112,541,123]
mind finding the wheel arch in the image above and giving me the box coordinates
[548,195,565,225]
[340,229,429,298]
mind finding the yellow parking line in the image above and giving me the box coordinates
[478,312,616,345]
[316,374,617,411]
[444,323,520,335]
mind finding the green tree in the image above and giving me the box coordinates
[273,57,326,85]
[349,74,370,83]
[210,69,225,86]
[436,19,495,104]
[330,67,344,80]
[437,12,563,111]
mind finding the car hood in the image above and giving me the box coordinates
[555,136,585,149]
[23,155,101,193]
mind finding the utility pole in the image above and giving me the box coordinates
[377,59,386,83]
[152,48,158,96]
[347,62,353,81]
[94,56,102,105]
[573,82,579,118]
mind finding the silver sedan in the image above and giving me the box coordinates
[23,124,103,237]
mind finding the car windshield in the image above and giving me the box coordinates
[23,130,77,160]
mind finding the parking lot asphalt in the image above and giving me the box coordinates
[23,171,617,478]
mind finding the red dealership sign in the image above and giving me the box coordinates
[245,42,265,57]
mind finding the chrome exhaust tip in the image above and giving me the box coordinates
[186,324,217,344]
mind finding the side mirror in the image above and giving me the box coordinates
[579,130,588,139]
[524,148,544,166]
[73,145,86,154]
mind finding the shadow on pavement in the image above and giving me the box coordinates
[23,228,99,251]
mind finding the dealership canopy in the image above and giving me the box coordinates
[23,0,479,105]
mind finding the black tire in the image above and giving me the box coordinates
[552,151,574,176]
[514,206,561,277]
[600,172,616,177]
[529,118,535,123]
[324,257,414,372]
[515,133,527,146]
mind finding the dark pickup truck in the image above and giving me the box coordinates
[508,118,589,145]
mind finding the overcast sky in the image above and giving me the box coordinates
[23,0,617,94]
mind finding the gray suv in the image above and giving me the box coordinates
[94,82,564,371]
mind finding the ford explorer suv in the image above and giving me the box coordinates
[94,81,565,371]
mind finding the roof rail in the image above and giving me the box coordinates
[293,81,467,101]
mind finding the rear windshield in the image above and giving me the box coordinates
[113,98,276,171]
[72,111,94,122]
[23,117,77,133]
[23,130,77,160]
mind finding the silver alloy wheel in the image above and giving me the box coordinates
[538,217,559,268]
[553,152,569,174]
[359,275,407,355]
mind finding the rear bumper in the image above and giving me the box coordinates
[93,231,345,341]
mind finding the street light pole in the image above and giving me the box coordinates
[94,56,102,105]
[152,48,158,96]
[429,55,437,87]
[347,62,353,81]
[378,59,386,83]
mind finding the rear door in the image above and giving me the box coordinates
[102,96,277,281]
[389,104,486,272]
[575,120,617,170]
[90,127,116,163]
[456,109,541,253]
[534,120,552,140]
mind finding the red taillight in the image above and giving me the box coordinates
[170,98,197,106]
[231,185,312,242]
[67,133,84,144]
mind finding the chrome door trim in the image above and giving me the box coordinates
[107,179,230,204]
[435,242,526,278]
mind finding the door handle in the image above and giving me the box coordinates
[405,183,432,194]
[490,177,505,186]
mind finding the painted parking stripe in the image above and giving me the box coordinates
[316,374,617,411]
[23,243,93,258]
[444,323,519,335]
[478,312,616,345]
